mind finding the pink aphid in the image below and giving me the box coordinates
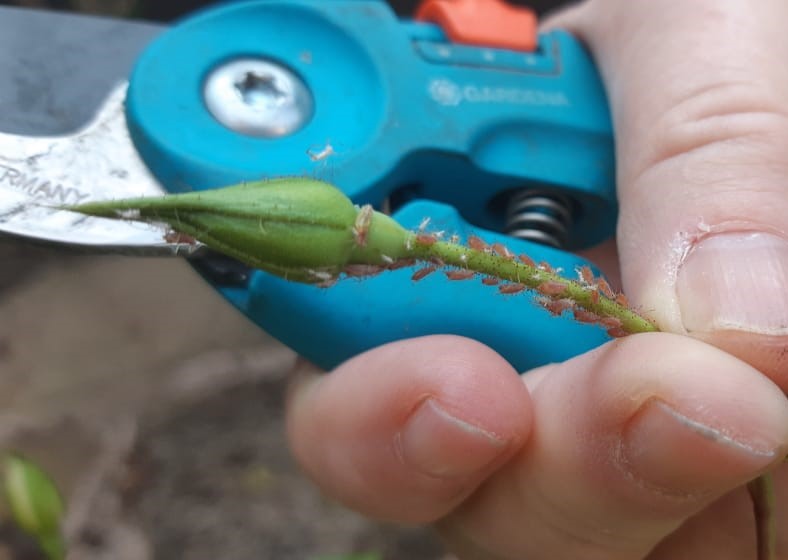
[538,261,554,273]
[578,265,595,285]
[541,298,573,316]
[599,316,623,329]
[589,290,600,305]
[467,235,489,251]
[386,258,415,271]
[498,283,526,295]
[411,266,437,281]
[481,277,500,286]
[415,233,437,246]
[607,327,629,338]
[445,269,475,281]
[344,264,383,278]
[492,243,515,260]
[597,277,615,299]
[536,281,567,296]
[573,309,601,324]
[615,292,630,307]
[518,253,536,267]
[164,231,197,245]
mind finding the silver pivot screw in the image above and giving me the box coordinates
[203,58,313,138]
[505,189,574,248]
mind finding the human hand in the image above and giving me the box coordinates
[287,1,788,558]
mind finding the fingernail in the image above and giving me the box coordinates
[395,398,509,479]
[623,399,780,495]
[677,232,788,334]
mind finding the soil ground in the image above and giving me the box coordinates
[0,244,446,559]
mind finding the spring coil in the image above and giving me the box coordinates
[505,190,574,249]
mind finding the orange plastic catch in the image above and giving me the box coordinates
[415,0,538,52]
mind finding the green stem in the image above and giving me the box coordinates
[748,474,776,560]
[403,235,658,335]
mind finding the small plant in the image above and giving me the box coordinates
[67,179,655,337]
[66,177,778,560]
[2,454,66,560]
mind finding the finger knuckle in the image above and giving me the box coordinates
[634,80,788,185]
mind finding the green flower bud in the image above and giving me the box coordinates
[3,454,65,559]
[69,179,410,284]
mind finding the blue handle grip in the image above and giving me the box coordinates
[125,0,616,371]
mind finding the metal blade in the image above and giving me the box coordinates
[0,83,203,256]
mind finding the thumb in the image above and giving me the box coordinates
[554,0,788,386]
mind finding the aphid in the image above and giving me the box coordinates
[386,258,415,271]
[573,309,601,324]
[445,269,475,280]
[492,243,515,260]
[518,254,536,267]
[589,290,600,305]
[499,283,526,295]
[352,205,374,247]
[411,266,437,281]
[467,235,489,251]
[615,293,630,307]
[344,264,383,278]
[415,233,437,246]
[599,316,623,329]
[578,265,595,285]
[538,261,554,273]
[536,281,567,296]
[481,277,500,286]
[540,298,574,316]
[597,277,615,299]
[606,327,629,338]
[164,231,196,245]
[429,257,445,267]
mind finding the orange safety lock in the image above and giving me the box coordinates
[415,0,538,52]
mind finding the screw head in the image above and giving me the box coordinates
[203,58,313,138]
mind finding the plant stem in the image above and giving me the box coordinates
[403,235,658,336]
[748,474,776,560]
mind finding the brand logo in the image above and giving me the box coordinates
[428,79,570,107]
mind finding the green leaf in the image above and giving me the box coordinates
[3,454,66,560]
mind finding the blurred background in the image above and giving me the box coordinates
[0,0,562,19]
[0,1,568,559]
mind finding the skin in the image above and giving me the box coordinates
[286,1,788,558]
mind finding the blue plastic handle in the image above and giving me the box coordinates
[125,0,616,371]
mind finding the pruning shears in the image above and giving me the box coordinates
[0,0,615,372]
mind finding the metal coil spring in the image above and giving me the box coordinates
[505,189,574,249]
